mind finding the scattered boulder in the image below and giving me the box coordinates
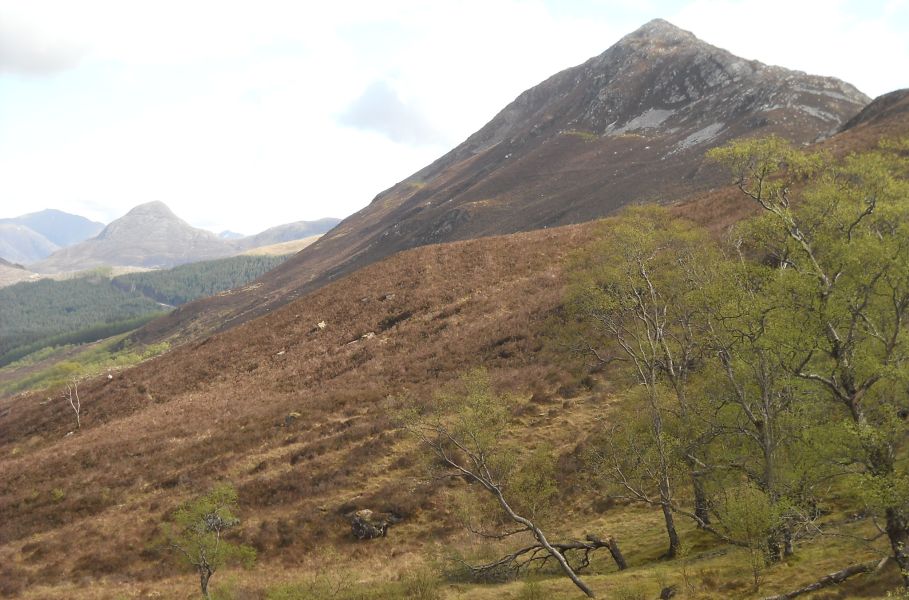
[284,412,301,427]
[350,509,390,540]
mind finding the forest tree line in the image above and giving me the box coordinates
[0,255,287,366]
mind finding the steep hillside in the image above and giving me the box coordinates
[0,209,105,248]
[134,19,869,346]
[31,202,236,274]
[0,223,600,597]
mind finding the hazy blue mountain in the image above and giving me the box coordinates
[1,209,104,247]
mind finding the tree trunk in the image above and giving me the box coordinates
[692,474,710,526]
[607,537,628,570]
[200,567,212,600]
[491,487,596,598]
[531,527,596,598]
[885,507,909,589]
[761,558,886,600]
[661,501,680,559]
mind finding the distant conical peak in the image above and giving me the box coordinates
[622,18,698,43]
[125,201,177,218]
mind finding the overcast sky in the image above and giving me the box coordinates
[1,0,907,234]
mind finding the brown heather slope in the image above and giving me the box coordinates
[0,224,604,596]
[132,19,868,347]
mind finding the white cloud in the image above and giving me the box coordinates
[339,80,448,146]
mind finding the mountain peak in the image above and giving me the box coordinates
[32,202,231,273]
[616,18,700,49]
[126,201,177,219]
[633,18,693,38]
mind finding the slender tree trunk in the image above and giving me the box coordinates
[885,507,909,590]
[530,524,595,597]
[200,568,212,600]
[661,500,680,559]
[691,473,710,526]
[606,537,628,570]
[492,488,596,597]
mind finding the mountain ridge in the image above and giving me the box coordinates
[0,209,105,247]
[131,19,871,346]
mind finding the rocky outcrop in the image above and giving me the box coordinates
[349,509,397,540]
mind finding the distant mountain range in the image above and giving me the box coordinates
[3,209,105,247]
[0,203,339,276]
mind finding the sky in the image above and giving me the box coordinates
[1,0,907,235]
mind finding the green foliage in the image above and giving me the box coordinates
[113,254,287,306]
[413,370,563,519]
[0,255,286,367]
[0,276,164,364]
[508,445,559,522]
[570,137,909,587]
[405,368,519,483]
[165,484,255,598]
[0,335,169,396]
[709,135,909,584]
[0,311,167,367]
